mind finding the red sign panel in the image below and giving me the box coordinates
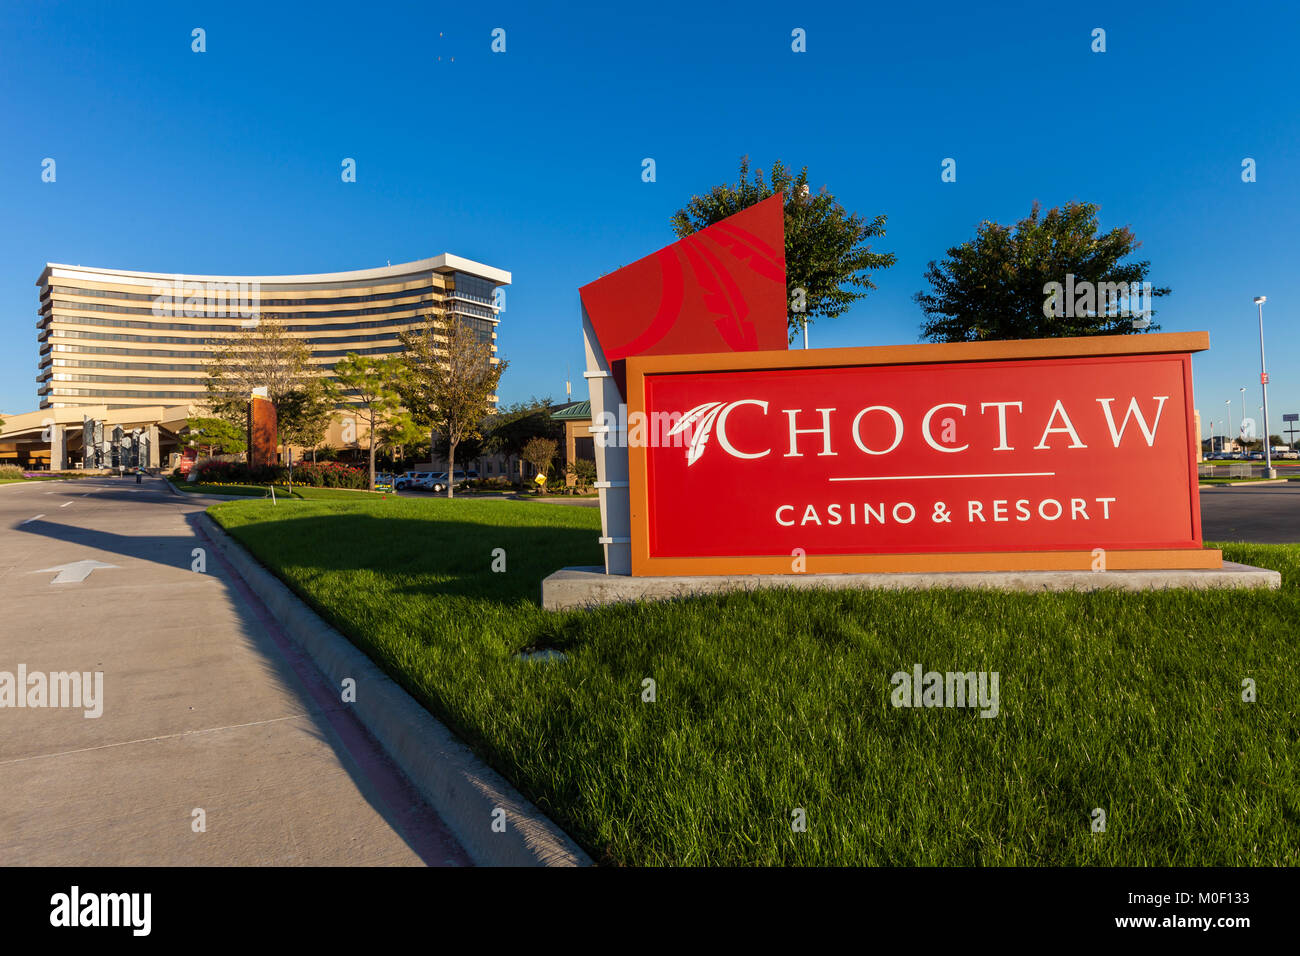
[627,337,1214,574]
[579,194,788,398]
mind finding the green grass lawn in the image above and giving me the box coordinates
[170,478,386,500]
[208,496,1300,865]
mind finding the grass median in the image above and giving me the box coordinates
[170,478,386,500]
[208,496,1300,865]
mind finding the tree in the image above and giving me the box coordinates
[183,416,246,458]
[398,314,508,498]
[671,156,895,340]
[482,398,563,477]
[377,412,425,465]
[203,315,320,462]
[915,201,1171,343]
[333,353,406,491]
[521,437,557,491]
[277,379,338,466]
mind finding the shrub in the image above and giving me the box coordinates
[290,461,367,489]
[0,464,24,479]
[192,459,287,485]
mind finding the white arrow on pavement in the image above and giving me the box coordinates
[31,560,119,584]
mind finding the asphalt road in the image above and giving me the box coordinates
[1200,482,1300,544]
[0,475,467,866]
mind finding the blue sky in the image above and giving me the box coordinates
[2,0,1298,443]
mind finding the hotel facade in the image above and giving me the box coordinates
[2,255,508,469]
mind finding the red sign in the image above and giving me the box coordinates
[579,194,788,397]
[1261,372,1269,385]
[627,335,1217,575]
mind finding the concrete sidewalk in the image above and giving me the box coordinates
[0,475,468,865]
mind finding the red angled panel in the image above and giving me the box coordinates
[580,193,788,396]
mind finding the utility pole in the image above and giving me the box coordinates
[1255,296,1276,478]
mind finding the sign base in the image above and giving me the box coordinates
[540,560,1277,611]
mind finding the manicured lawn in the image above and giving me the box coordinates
[208,496,1300,866]
[170,478,386,500]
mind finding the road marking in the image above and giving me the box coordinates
[60,501,73,508]
[31,560,119,584]
[20,514,45,524]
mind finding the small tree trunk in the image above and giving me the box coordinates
[447,439,457,498]
[368,426,376,492]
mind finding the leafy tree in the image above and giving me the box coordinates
[333,353,406,491]
[278,378,338,466]
[671,156,895,340]
[482,398,563,471]
[183,416,246,458]
[522,436,557,490]
[915,201,1170,342]
[398,314,508,498]
[204,315,315,425]
[377,412,426,465]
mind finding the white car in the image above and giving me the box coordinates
[429,470,468,493]
[395,471,435,490]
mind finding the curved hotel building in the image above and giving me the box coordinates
[2,255,508,469]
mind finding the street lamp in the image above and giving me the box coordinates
[1225,400,1233,457]
[1255,296,1276,478]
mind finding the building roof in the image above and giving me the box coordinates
[37,254,510,289]
[550,400,591,421]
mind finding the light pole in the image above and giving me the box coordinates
[1255,296,1276,478]
[1225,401,1233,457]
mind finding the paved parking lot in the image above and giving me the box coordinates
[1200,482,1300,543]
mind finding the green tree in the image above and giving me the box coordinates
[278,379,339,475]
[204,315,315,426]
[183,416,246,458]
[377,412,425,465]
[333,353,406,491]
[398,315,508,498]
[521,436,557,491]
[482,398,562,476]
[671,156,895,341]
[915,201,1170,342]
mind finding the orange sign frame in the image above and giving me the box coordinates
[625,332,1221,577]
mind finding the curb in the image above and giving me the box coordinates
[1199,479,1290,487]
[195,510,592,867]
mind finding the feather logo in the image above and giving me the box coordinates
[666,400,770,465]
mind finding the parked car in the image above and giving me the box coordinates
[395,470,435,490]
[429,470,468,493]
[1280,450,1300,460]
